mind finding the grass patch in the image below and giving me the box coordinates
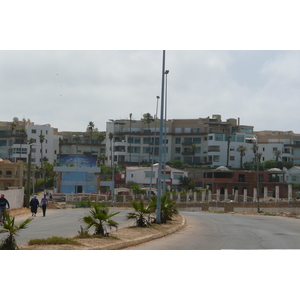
[28,236,82,246]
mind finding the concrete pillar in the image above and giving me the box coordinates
[234,190,238,202]
[243,189,247,203]
[225,188,228,202]
[288,184,292,203]
[264,187,268,202]
[193,192,197,203]
[216,189,220,202]
[253,188,257,202]
[202,190,206,202]
[123,195,126,204]
[208,190,211,202]
[275,186,279,203]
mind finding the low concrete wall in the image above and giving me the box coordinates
[0,188,24,209]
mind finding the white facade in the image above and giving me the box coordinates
[22,124,61,165]
[285,166,300,184]
[126,164,188,190]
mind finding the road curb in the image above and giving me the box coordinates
[92,214,187,250]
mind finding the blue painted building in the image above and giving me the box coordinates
[54,155,101,194]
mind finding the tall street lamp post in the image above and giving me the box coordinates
[163,70,169,193]
[156,50,166,224]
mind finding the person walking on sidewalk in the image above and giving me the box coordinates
[41,194,48,217]
[29,195,39,217]
[0,194,10,223]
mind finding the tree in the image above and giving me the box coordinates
[191,144,197,164]
[226,135,231,167]
[9,122,16,161]
[126,199,155,227]
[142,113,154,164]
[109,132,114,168]
[82,202,119,236]
[237,145,247,169]
[179,176,195,191]
[153,194,178,223]
[251,143,259,162]
[87,121,95,167]
[0,212,32,250]
[98,153,107,166]
[273,150,282,162]
[19,128,27,160]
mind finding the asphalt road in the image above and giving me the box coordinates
[0,208,133,246]
[126,211,300,250]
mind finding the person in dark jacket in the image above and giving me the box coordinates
[0,194,10,223]
[40,194,48,217]
[29,195,39,217]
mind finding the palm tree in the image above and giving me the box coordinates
[82,202,119,236]
[109,132,114,168]
[98,153,107,166]
[190,144,197,165]
[96,132,105,164]
[126,199,156,227]
[142,113,154,164]
[226,135,232,167]
[9,122,16,161]
[19,128,27,160]
[39,134,45,168]
[0,212,32,250]
[237,145,247,169]
[87,121,95,167]
[273,150,282,162]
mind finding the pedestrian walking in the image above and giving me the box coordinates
[0,194,10,223]
[41,194,48,217]
[29,195,39,217]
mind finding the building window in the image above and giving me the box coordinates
[175,147,181,154]
[236,135,244,142]
[213,155,219,162]
[215,134,223,141]
[184,137,193,144]
[145,172,155,178]
[193,137,201,144]
[173,173,183,180]
[31,129,36,134]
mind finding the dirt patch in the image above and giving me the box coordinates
[19,214,185,250]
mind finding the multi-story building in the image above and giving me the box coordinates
[255,130,300,164]
[107,114,256,168]
[126,164,188,191]
[58,129,106,166]
[0,118,61,165]
[0,158,26,190]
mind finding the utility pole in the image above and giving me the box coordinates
[156,50,166,224]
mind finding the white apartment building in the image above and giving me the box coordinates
[0,118,61,165]
[107,114,256,168]
[126,164,188,190]
[255,130,300,164]
[26,124,61,165]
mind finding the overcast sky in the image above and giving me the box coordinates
[1,50,300,133]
